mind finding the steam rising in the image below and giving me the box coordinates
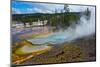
[28,7,95,44]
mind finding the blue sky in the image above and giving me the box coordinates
[12,1,94,14]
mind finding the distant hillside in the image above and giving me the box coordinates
[12,12,81,21]
[12,12,82,28]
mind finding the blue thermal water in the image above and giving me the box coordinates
[27,30,75,44]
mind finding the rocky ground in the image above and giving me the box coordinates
[16,34,96,65]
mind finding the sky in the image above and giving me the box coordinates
[12,1,95,14]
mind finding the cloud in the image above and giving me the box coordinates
[34,3,64,13]
[12,1,64,14]
[33,7,54,13]
[69,5,95,12]
[12,1,95,14]
[12,8,22,14]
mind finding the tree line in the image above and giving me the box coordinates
[12,5,90,29]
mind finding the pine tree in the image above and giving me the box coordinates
[64,4,69,13]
